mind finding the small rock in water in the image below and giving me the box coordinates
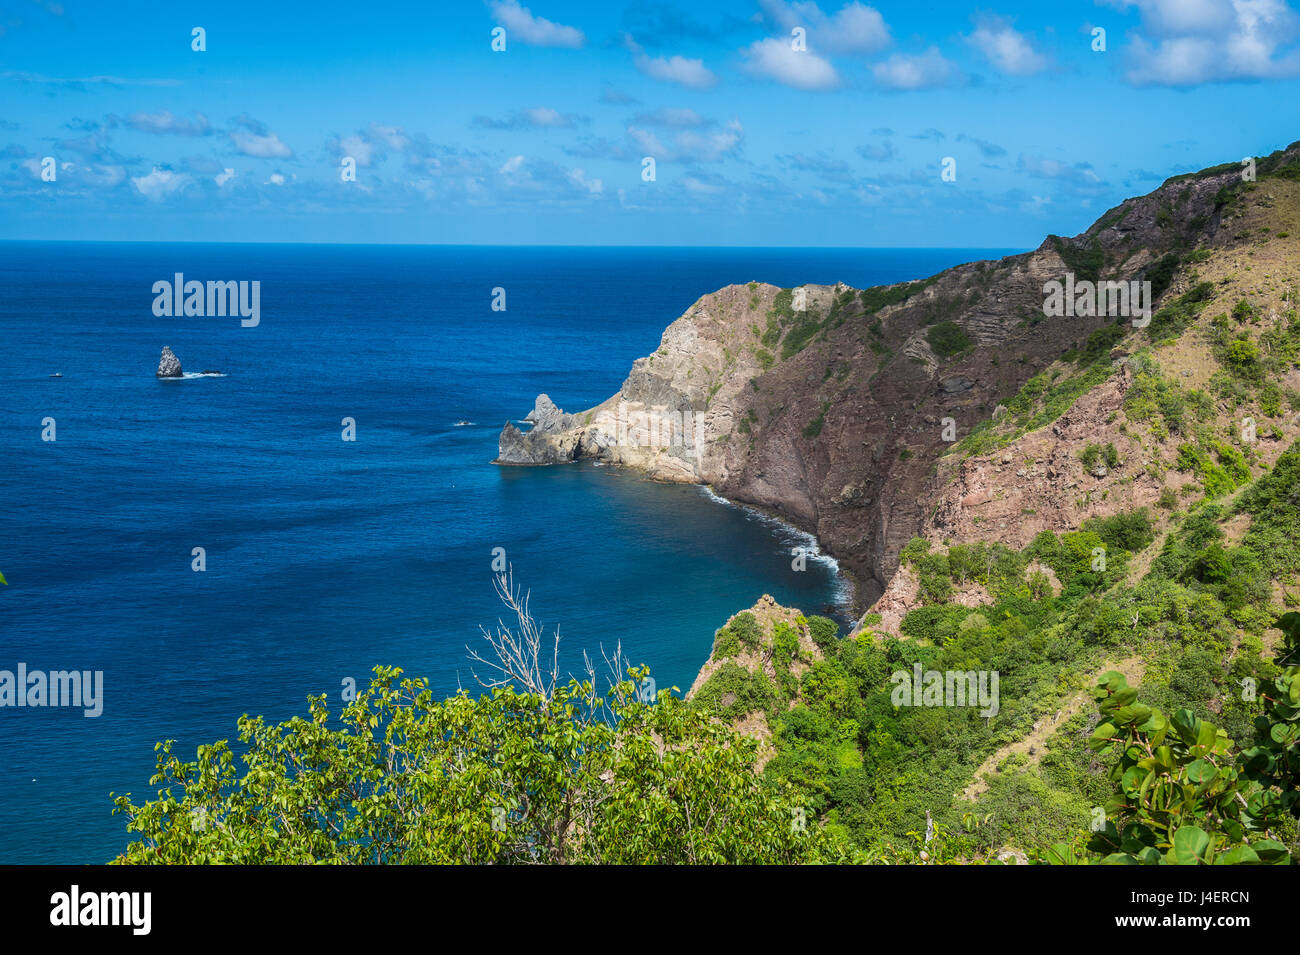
[156,346,183,378]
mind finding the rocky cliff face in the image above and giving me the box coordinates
[498,141,1300,607]
[156,346,182,378]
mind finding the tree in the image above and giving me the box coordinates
[111,667,837,864]
[1043,611,1300,865]
[111,571,838,864]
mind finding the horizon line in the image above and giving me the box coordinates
[0,238,1032,251]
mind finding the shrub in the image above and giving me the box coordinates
[714,611,763,659]
[1224,337,1263,381]
[926,321,972,357]
[807,615,839,649]
[1082,508,1156,553]
[1079,442,1119,472]
[1144,253,1180,301]
[111,666,834,864]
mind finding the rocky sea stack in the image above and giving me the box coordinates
[495,394,591,465]
[156,346,182,379]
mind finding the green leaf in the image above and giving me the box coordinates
[1216,845,1259,865]
[1042,843,1082,865]
[1172,826,1211,865]
[1274,612,1300,643]
[1114,704,1153,725]
[1194,721,1218,750]
[1088,722,1118,751]
[1121,766,1147,798]
[1250,839,1291,865]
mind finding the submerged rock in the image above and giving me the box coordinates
[157,346,183,378]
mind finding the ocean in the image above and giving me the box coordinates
[0,242,1012,863]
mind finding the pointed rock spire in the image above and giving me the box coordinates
[157,346,183,378]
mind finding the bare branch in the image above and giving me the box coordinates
[466,567,562,700]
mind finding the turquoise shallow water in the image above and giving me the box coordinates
[0,242,1013,862]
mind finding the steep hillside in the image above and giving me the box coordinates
[499,141,1300,606]
[499,139,1300,861]
[687,442,1300,861]
[871,153,1300,634]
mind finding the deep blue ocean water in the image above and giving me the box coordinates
[0,242,1012,863]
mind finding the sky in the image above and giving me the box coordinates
[2,0,1300,247]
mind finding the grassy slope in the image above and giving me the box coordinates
[689,153,1300,861]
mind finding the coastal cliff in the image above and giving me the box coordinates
[499,141,1300,608]
[672,138,1300,859]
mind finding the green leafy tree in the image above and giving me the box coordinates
[112,667,837,864]
[113,572,841,865]
[1044,614,1300,865]
[1240,612,1300,817]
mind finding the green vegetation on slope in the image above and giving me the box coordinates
[742,443,1300,862]
[110,437,1300,867]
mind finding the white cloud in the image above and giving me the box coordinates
[966,15,1048,75]
[682,175,726,195]
[215,168,235,186]
[489,0,584,48]
[742,37,840,90]
[473,108,586,129]
[1111,0,1300,85]
[369,124,410,151]
[230,129,292,158]
[42,161,125,186]
[1018,154,1104,187]
[566,167,603,194]
[632,49,718,89]
[956,133,1007,158]
[125,110,211,136]
[131,166,190,200]
[853,184,884,203]
[500,154,526,176]
[632,108,711,128]
[524,106,574,127]
[627,126,669,157]
[339,134,374,166]
[857,140,896,161]
[90,164,126,186]
[0,70,181,88]
[871,47,959,89]
[628,119,743,162]
[1107,0,1237,36]
[759,0,891,55]
[673,120,744,161]
[266,172,286,185]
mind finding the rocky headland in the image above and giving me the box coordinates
[497,141,1300,612]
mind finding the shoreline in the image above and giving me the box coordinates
[576,457,861,627]
[695,484,861,629]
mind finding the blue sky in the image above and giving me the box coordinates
[3,0,1300,246]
